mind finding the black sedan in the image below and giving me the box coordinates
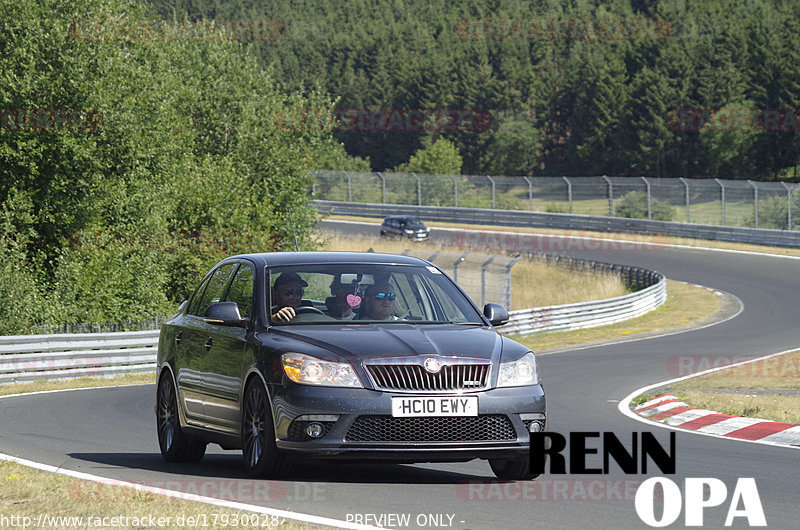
[156,252,545,479]
[380,215,430,240]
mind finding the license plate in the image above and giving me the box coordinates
[391,396,478,417]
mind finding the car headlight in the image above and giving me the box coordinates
[404,229,414,234]
[497,352,540,387]
[282,353,363,387]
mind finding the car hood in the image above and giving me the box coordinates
[268,324,515,364]
[403,224,428,231]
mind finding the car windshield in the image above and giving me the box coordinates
[267,263,483,325]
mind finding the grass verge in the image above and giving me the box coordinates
[0,460,308,530]
[664,350,800,423]
[320,231,628,309]
[514,280,729,353]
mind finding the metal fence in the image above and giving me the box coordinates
[315,200,800,248]
[312,171,800,231]
[399,249,520,309]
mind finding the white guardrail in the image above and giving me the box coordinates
[0,330,159,384]
[0,264,666,384]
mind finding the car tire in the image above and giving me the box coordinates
[241,379,286,477]
[489,458,539,480]
[156,373,206,463]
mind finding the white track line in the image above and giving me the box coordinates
[618,348,800,450]
[0,385,381,530]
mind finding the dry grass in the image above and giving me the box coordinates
[669,391,800,424]
[0,460,310,530]
[670,352,800,390]
[324,215,800,259]
[0,374,154,397]
[516,280,726,353]
[319,232,627,309]
[666,351,800,422]
[510,259,626,308]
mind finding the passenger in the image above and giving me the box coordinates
[326,276,361,320]
[359,282,398,320]
[270,272,308,323]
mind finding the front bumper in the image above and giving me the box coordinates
[270,383,545,462]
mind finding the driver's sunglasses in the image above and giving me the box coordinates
[280,288,304,297]
[373,292,396,301]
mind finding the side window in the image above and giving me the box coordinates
[225,264,254,318]
[186,276,211,316]
[193,263,236,317]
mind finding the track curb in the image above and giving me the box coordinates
[635,393,800,448]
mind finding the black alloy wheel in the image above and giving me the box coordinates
[241,380,285,477]
[156,373,206,462]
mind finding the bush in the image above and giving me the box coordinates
[746,194,800,230]
[615,191,675,221]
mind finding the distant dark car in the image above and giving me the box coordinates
[380,215,430,240]
[156,252,545,479]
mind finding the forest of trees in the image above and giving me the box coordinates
[3,0,800,332]
[0,0,361,332]
[139,0,800,179]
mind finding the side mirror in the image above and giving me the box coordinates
[483,303,509,326]
[204,302,248,328]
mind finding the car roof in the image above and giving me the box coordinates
[384,215,422,222]
[225,251,431,267]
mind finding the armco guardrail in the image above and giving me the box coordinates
[313,200,800,249]
[0,330,159,384]
[0,259,665,382]
[502,275,666,336]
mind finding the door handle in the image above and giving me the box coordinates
[175,331,182,345]
[205,337,213,351]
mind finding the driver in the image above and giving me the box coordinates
[270,272,308,323]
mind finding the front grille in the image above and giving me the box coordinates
[366,363,490,392]
[345,415,515,442]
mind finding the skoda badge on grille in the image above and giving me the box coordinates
[423,357,442,374]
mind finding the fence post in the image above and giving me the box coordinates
[602,175,613,216]
[748,180,758,228]
[641,176,652,219]
[411,173,422,206]
[449,174,458,207]
[522,176,533,211]
[562,176,572,213]
[376,172,386,204]
[679,177,690,223]
[480,255,496,307]
[453,253,467,283]
[715,178,726,225]
[486,176,496,209]
[505,254,522,310]
[344,171,353,203]
[782,182,792,230]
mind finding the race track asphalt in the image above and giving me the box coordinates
[1,220,798,529]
